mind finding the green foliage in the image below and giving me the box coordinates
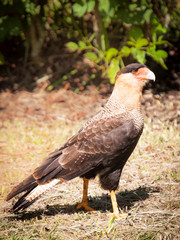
[73,0,95,17]
[106,48,118,62]
[66,0,177,83]
[0,16,21,42]
[67,13,170,83]
[0,0,41,43]
[85,52,98,62]
[127,26,169,70]
[0,0,179,85]
[108,59,120,84]
[0,0,39,62]
[24,1,40,15]
[47,69,78,91]
[66,42,79,51]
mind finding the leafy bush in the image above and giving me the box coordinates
[67,0,172,83]
[0,0,179,84]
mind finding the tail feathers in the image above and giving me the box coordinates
[12,179,60,212]
[6,175,37,201]
[12,188,37,212]
[36,165,63,185]
[33,150,62,180]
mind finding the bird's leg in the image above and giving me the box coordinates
[77,177,96,212]
[110,190,128,219]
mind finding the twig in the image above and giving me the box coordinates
[131,210,180,216]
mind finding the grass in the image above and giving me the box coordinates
[0,90,180,239]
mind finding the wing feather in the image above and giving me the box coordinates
[30,114,142,185]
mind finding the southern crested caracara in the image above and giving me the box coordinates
[7,63,155,218]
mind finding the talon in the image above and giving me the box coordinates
[77,178,96,213]
[108,212,128,219]
[77,201,96,212]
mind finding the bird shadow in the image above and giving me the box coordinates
[6,185,159,221]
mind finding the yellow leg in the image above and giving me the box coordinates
[77,178,96,212]
[110,190,128,219]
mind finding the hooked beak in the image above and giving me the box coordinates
[146,70,155,81]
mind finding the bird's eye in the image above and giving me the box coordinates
[132,69,139,74]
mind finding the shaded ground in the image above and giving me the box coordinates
[0,88,180,239]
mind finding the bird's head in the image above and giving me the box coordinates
[115,63,155,90]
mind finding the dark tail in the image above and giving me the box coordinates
[7,174,60,212]
[6,175,37,201]
[6,149,63,212]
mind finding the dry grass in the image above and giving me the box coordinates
[0,89,179,239]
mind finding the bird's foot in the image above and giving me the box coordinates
[77,201,96,213]
[108,212,128,219]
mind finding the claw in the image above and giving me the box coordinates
[108,212,128,219]
[77,178,96,213]
[77,201,96,213]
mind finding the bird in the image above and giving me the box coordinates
[6,63,155,218]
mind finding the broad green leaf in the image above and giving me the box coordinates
[155,40,170,45]
[99,0,110,15]
[105,48,118,62]
[78,41,86,50]
[135,38,148,48]
[108,59,120,84]
[129,3,137,11]
[161,6,168,15]
[131,48,146,64]
[156,23,167,34]
[87,0,95,12]
[73,0,87,17]
[154,50,168,59]
[136,50,146,63]
[128,26,143,40]
[143,9,153,23]
[131,47,138,56]
[158,58,168,69]
[147,49,168,69]
[120,46,131,57]
[147,45,156,57]
[151,23,167,39]
[149,45,156,52]
[127,40,136,47]
[66,42,78,51]
[85,52,98,61]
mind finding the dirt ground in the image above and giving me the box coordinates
[0,87,180,239]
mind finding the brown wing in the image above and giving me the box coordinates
[33,114,142,183]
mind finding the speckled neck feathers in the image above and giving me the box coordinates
[101,76,144,131]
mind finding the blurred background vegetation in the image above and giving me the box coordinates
[0,0,179,91]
